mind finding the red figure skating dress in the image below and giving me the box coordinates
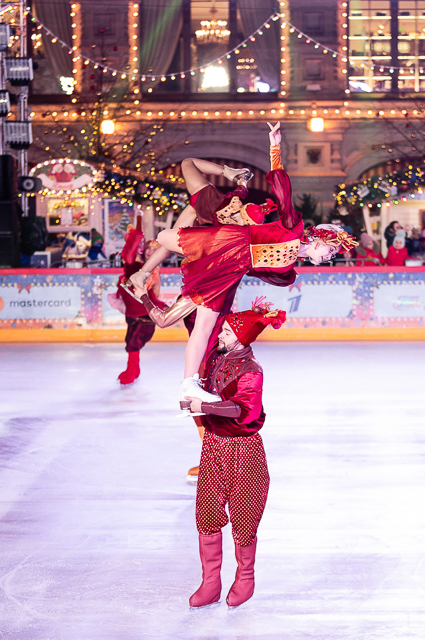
[177,150,303,312]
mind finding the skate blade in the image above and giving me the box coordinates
[176,411,205,419]
[119,282,145,304]
[189,600,221,610]
[118,378,137,386]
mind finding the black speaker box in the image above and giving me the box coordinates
[0,231,20,268]
[0,200,19,233]
[0,154,16,201]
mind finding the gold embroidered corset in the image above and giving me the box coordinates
[250,239,300,269]
[215,196,243,225]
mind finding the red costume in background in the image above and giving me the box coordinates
[386,245,409,266]
[113,222,165,384]
[355,246,385,267]
[117,229,162,350]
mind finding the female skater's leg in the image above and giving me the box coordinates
[182,158,251,194]
[184,306,219,378]
[180,306,221,404]
[140,159,221,277]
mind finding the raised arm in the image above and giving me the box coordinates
[266,122,301,231]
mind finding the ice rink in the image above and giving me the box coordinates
[1,340,425,640]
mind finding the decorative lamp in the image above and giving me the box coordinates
[100,119,115,134]
[4,121,33,149]
[0,23,10,51]
[0,90,10,116]
[308,117,325,132]
[5,57,34,86]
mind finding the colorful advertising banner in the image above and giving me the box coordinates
[0,268,424,337]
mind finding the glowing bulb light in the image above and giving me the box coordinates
[308,117,325,132]
[100,119,115,134]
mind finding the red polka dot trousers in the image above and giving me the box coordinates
[196,430,270,547]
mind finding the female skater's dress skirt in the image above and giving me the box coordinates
[178,225,251,312]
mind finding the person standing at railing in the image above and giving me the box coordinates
[355,233,385,267]
[384,221,403,249]
[385,231,409,267]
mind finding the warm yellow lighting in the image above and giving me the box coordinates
[100,119,115,134]
[308,117,325,132]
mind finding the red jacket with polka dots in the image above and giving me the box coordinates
[200,345,265,438]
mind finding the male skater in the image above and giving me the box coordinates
[185,300,286,608]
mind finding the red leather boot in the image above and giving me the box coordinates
[118,351,140,385]
[226,537,257,607]
[189,532,222,607]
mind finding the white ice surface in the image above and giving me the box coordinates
[1,341,425,640]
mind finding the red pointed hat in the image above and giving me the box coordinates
[225,297,287,346]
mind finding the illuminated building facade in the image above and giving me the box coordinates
[24,0,425,217]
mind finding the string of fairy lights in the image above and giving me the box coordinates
[26,4,425,91]
[29,158,188,208]
[32,9,280,87]
[335,164,425,211]
[28,103,425,122]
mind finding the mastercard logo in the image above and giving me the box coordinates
[0,297,4,312]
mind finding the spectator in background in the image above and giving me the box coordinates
[63,233,90,262]
[355,233,385,266]
[386,230,409,266]
[50,232,66,249]
[88,228,107,262]
[338,247,356,266]
[384,221,403,249]
[406,228,423,257]
[420,227,425,254]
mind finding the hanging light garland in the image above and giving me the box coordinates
[23,7,425,123]
[26,161,188,209]
[28,7,425,94]
[92,168,188,209]
[338,1,349,93]
[29,10,279,83]
[279,1,289,97]
[335,164,425,210]
[128,2,140,95]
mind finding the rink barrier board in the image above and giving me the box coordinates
[1,266,425,342]
[1,327,425,342]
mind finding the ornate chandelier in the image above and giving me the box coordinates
[195,1,230,45]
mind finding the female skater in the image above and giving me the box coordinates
[131,123,358,404]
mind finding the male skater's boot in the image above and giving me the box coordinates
[189,532,222,607]
[118,351,140,385]
[187,465,199,483]
[226,537,257,607]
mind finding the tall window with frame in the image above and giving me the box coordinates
[144,0,280,95]
[397,0,425,92]
[348,0,393,92]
